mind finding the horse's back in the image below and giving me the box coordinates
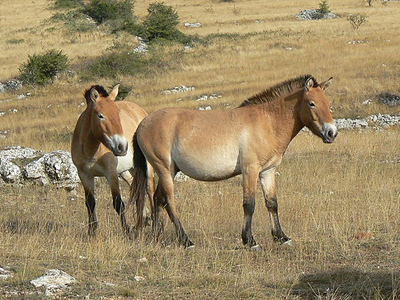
[116,101,147,136]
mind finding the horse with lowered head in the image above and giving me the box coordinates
[71,84,153,238]
[131,75,338,249]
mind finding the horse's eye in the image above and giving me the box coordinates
[309,102,316,108]
[98,114,105,120]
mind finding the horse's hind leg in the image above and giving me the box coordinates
[157,168,194,248]
[107,174,131,237]
[259,168,290,244]
[152,184,167,239]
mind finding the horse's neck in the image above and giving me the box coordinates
[80,109,102,157]
[260,92,304,149]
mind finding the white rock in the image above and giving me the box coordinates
[198,105,212,111]
[23,157,49,185]
[134,275,145,282]
[31,269,76,294]
[0,158,21,183]
[175,172,189,182]
[184,22,202,27]
[0,146,42,160]
[0,267,13,279]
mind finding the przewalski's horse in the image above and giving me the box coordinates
[131,75,337,249]
[71,85,153,237]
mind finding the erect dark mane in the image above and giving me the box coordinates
[238,75,318,107]
[84,85,109,103]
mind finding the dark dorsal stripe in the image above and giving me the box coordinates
[239,74,318,107]
[84,85,109,103]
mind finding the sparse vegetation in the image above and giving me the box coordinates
[53,0,84,9]
[318,0,330,14]
[6,39,24,45]
[347,13,368,30]
[18,50,69,86]
[51,11,97,32]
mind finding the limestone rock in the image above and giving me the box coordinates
[31,269,76,296]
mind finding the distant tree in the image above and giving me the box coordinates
[142,2,181,41]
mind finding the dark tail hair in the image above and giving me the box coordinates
[130,132,148,230]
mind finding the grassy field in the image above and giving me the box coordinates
[0,0,400,299]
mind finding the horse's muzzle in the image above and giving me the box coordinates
[108,135,128,156]
[321,123,338,143]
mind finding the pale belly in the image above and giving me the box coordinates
[172,147,241,181]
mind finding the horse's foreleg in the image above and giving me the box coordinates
[85,189,98,236]
[108,175,131,237]
[259,169,290,244]
[242,168,259,248]
[79,173,98,236]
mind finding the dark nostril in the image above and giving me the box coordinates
[117,144,123,152]
[327,130,334,139]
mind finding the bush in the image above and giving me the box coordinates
[318,0,330,14]
[142,2,182,42]
[81,44,178,80]
[19,50,69,86]
[84,0,135,24]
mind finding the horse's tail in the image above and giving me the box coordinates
[130,132,149,230]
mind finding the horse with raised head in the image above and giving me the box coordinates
[71,84,153,237]
[131,75,337,249]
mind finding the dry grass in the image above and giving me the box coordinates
[1,0,400,299]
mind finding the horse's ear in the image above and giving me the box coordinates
[305,77,314,91]
[319,77,333,91]
[90,88,99,103]
[109,84,120,101]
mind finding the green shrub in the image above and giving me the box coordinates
[19,50,69,86]
[318,0,330,14]
[142,2,181,41]
[81,45,177,80]
[84,0,135,24]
